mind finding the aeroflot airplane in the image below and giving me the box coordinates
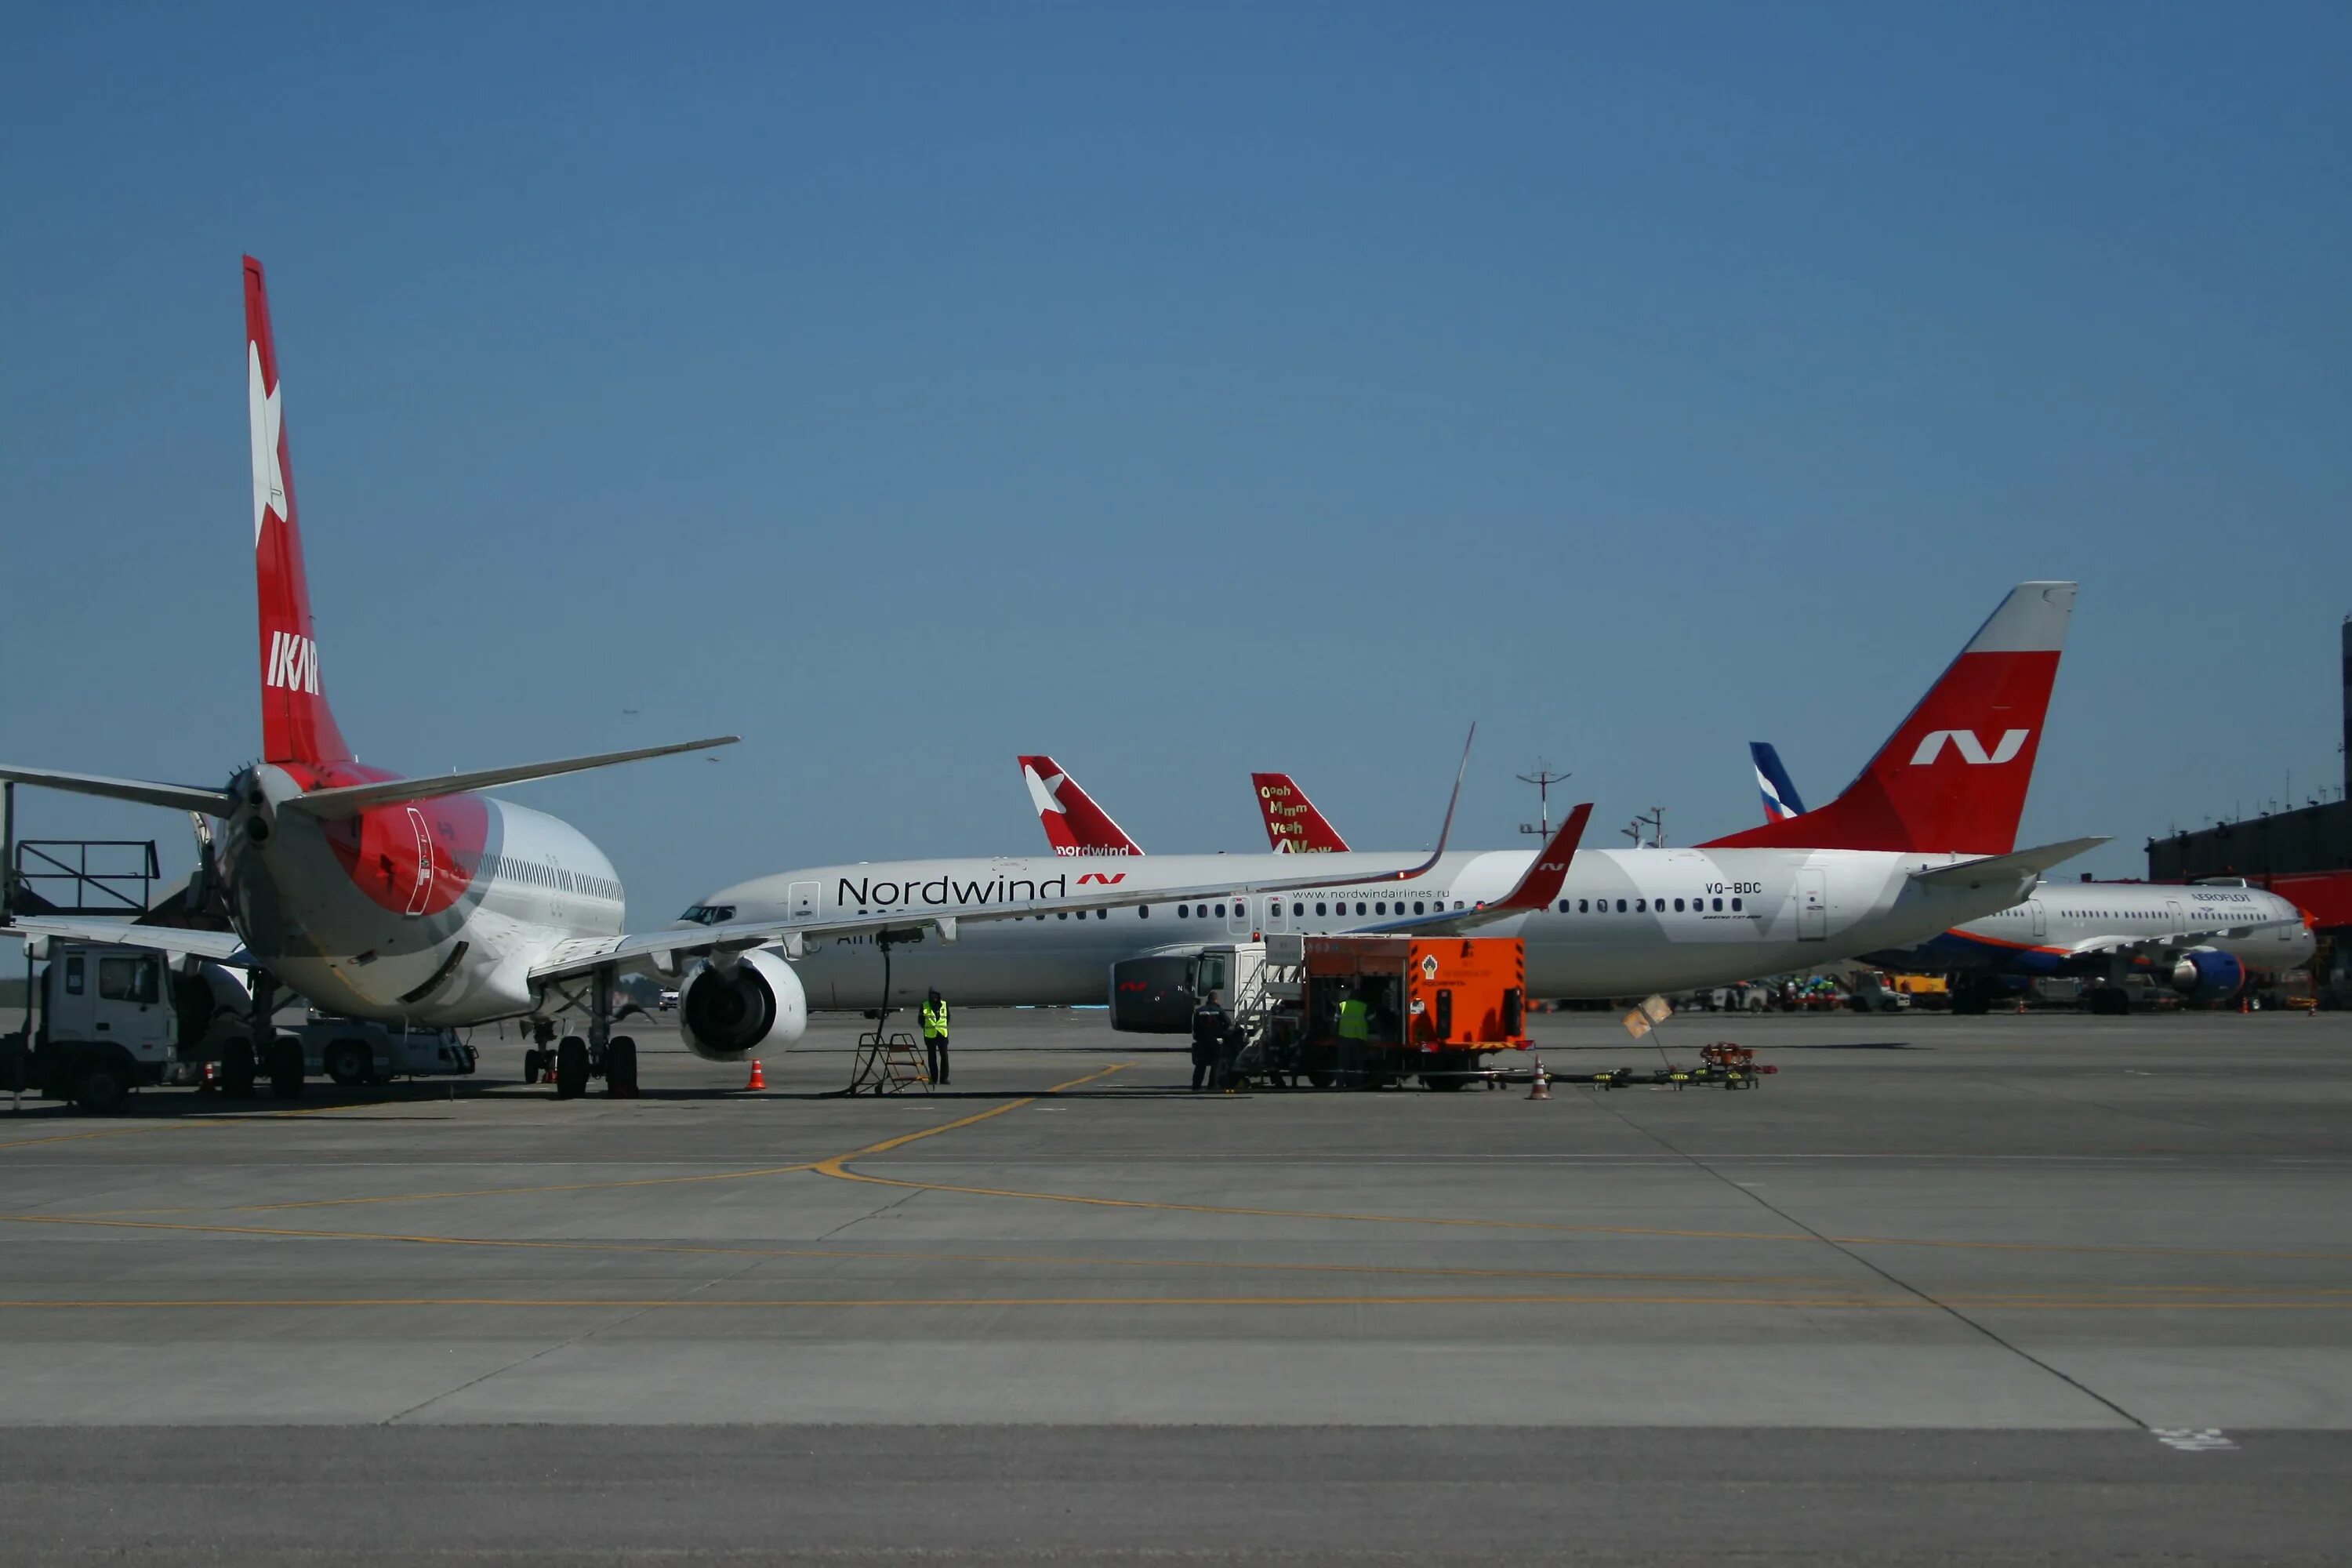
[2,260,1420,1093]
[1742,744,2314,1011]
[682,583,2103,1030]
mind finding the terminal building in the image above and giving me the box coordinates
[2145,617,2352,993]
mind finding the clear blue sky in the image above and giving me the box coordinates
[3,2,2347,924]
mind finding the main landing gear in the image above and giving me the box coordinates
[526,966,638,1099]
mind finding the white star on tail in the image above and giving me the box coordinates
[249,341,285,543]
[1025,765,1068,818]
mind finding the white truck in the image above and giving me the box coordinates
[0,939,473,1112]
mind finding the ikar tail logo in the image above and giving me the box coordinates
[1910,728,2028,766]
[264,631,321,695]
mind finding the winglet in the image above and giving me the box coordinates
[1363,724,1474,884]
[1490,802,1593,911]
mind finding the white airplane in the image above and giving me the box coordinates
[2,259,1429,1098]
[1740,744,2315,1012]
[677,583,2103,1046]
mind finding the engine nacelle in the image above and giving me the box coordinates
[2169,948,2245,1001]
[677,948,808,1061]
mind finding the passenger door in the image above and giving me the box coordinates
[1226,896,1254,937]
[1796,869,1828,941]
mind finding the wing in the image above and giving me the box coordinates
[1351,803,1592,938]
[2062,918,2293,959]
[6,917,249,964]
[531,728,1485,986]
[0,764,237,816]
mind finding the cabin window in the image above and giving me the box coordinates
[1731,898,1743,912]
[1578,898,1589,913]
[1356,902,1368,916]
[1215,903,1227,918]
[1176,905,1189,919]
[1674,898,1686,912]
[1316,902,1328,916]
[1616,898,1628,913]
[1292,902,1304,916]
[1712,897,1723,912]
[1138,905,1149,918]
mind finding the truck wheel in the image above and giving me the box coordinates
[605,1036,638,1098]
[73,1062,129,1115]
[554,1036,589,1099]
[268,1036,306,1099]
[220,1037,257,1098]
[325,1040,370,1087]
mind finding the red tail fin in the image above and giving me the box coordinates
[245,256,350,768]
[1018,755,1144,856]
[1250,773,1351,852]
[1700,582,2075,855]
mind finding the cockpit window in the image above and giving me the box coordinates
[679,904,736,926]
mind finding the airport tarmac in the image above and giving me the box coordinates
[2,1005,2349,1563]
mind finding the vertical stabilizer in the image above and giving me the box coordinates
[1250,773,1352,852]
[1701,583,2075,855]
[1018,755,1145,856]
[1751,743,1807,823]
[246,256,351,768]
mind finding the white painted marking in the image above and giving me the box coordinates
[2151,1428,2235,1452]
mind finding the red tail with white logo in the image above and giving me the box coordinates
[246,256,351,768]
[1700,582,2075,855]
[1250,773,1351,852]
[1018,755,1145,856]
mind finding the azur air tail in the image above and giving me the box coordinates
[1250,773,1352,852]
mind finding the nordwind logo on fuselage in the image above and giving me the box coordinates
[837,873,1069,909]
[1910,728,2029,766]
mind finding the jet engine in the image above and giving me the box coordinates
[2169,949,2245,1002]
[677,948,808,1061]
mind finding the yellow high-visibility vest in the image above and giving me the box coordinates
[921,1000,949,1039]
[1337,999,1370,1040]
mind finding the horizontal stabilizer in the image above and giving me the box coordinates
[1908,836,2108,891]
[282,736,739,819]
[0,765,237,817]
[4,916,248,965]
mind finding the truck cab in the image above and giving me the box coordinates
[2,941,252,1113]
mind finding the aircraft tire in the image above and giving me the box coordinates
[606,1037,638,1098]
[220,1037,257,1098]
[267,1037,305,1099]
[554,1037,589,1099]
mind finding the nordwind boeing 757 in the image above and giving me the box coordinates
[675,583,2105,1044]
[1,259,1439,1099]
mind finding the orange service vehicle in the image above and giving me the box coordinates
[1289,934,1530,1089]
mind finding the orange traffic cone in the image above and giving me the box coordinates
[744,1059,767,1091]
[1528,1056,1551,1101]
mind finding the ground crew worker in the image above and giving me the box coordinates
[1190,990,1229,1091]
[1335,989,1372,1084]
[920,988,951,1086]
[1337,993,1371,1043]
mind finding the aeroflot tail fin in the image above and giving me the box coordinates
[1700,582,2075,855]
[1751,743,1806,823]
[1018,755,1144,856]
[246,256,351,768]
[1250,773,1352,852]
